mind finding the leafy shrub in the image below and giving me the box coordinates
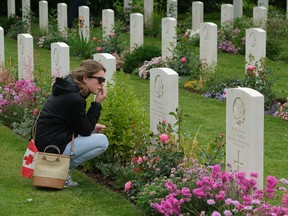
[83,71,150,174]
[243,58,275,110]
[123,45,161,74]
[0,67,41,135]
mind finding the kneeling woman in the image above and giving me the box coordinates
[34,59,109,187]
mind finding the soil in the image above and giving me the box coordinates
[83,170,126,196]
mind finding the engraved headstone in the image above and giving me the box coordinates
[39,1,48,31]
[233,0,243,19]
[226,87,264,189]
[253,6,267,29]
[0,27,4,68]
[144,0,153,26]
[167,0,177,19]
[258,0,268,8]
[51,42,70,78]
[102,9,114,39]
[221,4,234,26]
[124,0,132,12]
[200,22,217,67]
[162,17,177,58]
[7,0,15,18]
[93,53,116,84]
[17,33,34,80]
[79,6,90,42]
[130,13,143,52]
[150,67,178,134]
[22,0,31,32]
[192,1,204,32]
[57,3,68,36]
[245,28,266,69]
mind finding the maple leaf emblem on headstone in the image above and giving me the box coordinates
[24,154,34,165]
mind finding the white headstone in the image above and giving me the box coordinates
[51,42,70,78]
[245,28,266,68]
[233,0,243,19]
[221,4,234,26]
[39,1,48,31]
[17,33,34,80]
[7,0,16,18]
[144,0,153,26]
[93,53,116,84]
[57,3,68,36]
[258,0,268,8]
[162,17,177,58]
[0,27,4,68]
[124,0,132,12]
[22,0,31,32]
[79,6,90,42]
[253,6,267,29]
[102,9,114,39]
[150,67,178,134]
[167,0,177,19]
[226,87,264,189]
[200,22,217,67]
[287,0,288,19]
[192,1,204,32]
[130,13,143,52]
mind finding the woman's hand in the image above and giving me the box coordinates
[95,86,107,103]
[94,123,106,133]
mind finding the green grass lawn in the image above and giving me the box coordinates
[0,124,146,216]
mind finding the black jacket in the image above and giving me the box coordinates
[35,75,102,153]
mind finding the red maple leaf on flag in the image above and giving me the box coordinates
[24,154,34,165]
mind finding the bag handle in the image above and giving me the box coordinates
[43,145,61,162]
[32,108,75,158]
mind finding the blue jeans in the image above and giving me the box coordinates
[63,133,109,171]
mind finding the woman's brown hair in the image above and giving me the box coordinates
[70,59,106,96]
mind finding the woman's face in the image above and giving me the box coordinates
[84,70,106,95]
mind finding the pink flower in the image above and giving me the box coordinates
[207,199,216,205]
[109,33,115,38]
[137,157,143,164]
[32,109,39,116]
[92,37,97,42]
[247,65,255,72]
[96,47,102,53]
[181,57,187,63]
[124,181,132,192]
[250,172,259,178]
[159,134,169,143]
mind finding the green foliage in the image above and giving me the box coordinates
[123,45,161,74]
[83,71,149,173]
[5,16,28,39]
[245,57,275,110]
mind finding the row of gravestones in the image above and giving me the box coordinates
[0,19,266,78]
[0,29,265,189]
[6,0,288,33]
[5,0,269,70]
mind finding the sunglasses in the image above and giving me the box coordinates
[90,76,106,84]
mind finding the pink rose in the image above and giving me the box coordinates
[247,65,255,72]
[92,37,97,42]
[124,181,132,192]
[96,47,102,53]
[159,134,169,143]
[181,57,187,63]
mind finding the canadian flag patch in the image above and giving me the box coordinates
[21,139,39,178]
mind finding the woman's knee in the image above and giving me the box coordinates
[93,133,109,150]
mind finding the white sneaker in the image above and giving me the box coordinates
[64,174,79,188]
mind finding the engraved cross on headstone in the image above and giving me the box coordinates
[234,150,243,171]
